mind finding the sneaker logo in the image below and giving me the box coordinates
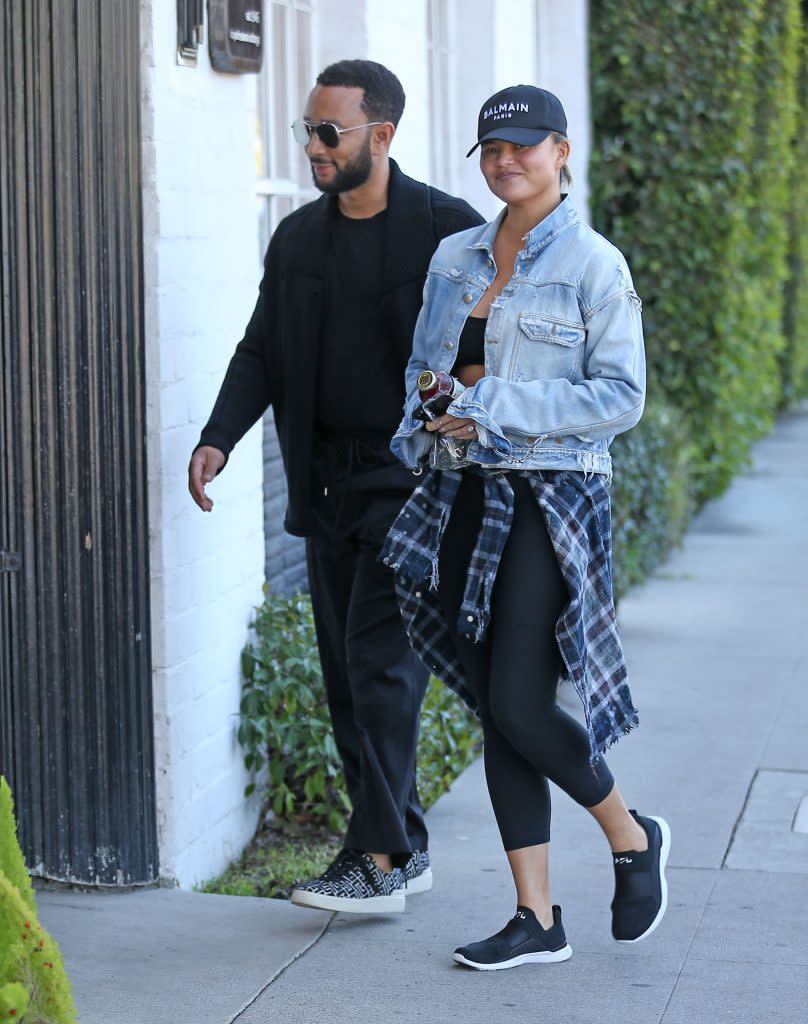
[614,856,633,864]
[515,910,526,919]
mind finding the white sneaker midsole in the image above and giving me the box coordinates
[453,944,573,971]
[290,888,405,914]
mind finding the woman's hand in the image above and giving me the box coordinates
[425,414,478,440]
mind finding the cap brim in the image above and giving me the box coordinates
[465,126,554,158]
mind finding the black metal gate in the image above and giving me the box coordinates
[0,1,157,884]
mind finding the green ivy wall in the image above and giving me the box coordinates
[590,0,805,505]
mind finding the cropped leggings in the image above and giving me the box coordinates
[437,472,614,849]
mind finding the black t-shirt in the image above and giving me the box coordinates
[317,208,404,437]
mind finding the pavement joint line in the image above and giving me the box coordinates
[685,956,808,968]
[228,912,334,1023]
[658,871,720,1024]
[721,767,759,869]
[723,865,808,879]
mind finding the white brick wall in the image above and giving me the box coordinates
[141,0,265,888]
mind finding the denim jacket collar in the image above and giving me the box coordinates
[468,194,579,259]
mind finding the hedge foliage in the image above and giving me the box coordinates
[609,399,692,600]
[238,590,481,834]
[590,0,804,502]
[782,23,808,405]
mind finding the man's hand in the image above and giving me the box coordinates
[188,446,226,511]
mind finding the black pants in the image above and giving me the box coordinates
[437,472,614,849]
[306,438,430,862]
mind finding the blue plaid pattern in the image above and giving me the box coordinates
[380,468,638,763]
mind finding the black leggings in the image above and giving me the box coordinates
[437,473,614,849]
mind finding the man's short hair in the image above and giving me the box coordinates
[316,60,406,127]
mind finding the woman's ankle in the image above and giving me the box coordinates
[518,899,555,930]
[608,814,648,853]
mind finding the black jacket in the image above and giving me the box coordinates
[198,160,483,537]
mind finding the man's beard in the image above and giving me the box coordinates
[309,135,373,195]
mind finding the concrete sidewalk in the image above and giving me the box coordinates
[40,408,808,1023]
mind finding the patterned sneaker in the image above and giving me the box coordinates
[611,811,671,943]
[396,850,432,895]
[290,850,406,914]
[453,905,572,971]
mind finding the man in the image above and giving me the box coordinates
[188,60,483,914]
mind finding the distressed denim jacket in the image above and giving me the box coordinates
[390,197,645,477]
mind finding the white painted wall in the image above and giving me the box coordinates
[141,0,265,887]
[493,0,538,93]
[365,0,431,184]
[536,0,591,219]
[455,0,499,220]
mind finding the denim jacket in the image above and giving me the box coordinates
[390,197,645,478]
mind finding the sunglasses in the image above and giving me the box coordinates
[291,118,383,149]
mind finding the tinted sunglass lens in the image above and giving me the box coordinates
[291,119,311,145]
[291,120,340,147]
[316,123,340,148]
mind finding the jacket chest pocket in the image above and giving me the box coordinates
[515,313,586,380]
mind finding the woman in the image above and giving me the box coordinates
[381,85,670,970]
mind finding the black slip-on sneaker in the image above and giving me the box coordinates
[453,905,572,971]
[290,850,405,914]
[611,811,671,943]
[396,850,432,895]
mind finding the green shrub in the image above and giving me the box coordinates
[590,0,802,502]
[238,591,350,834]
[238,591,482,833]
[416,677,482,813]
[0,777,77,1024]
[610,399,693,600]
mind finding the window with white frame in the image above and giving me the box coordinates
[256,0,318,256]
[426,0,459,194]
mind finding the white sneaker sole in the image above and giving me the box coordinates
[290,888,405,914]
[453,944,572,971]
[616,815,671,944]
[395,867,433,896]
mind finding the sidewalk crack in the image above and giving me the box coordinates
[228,912,335,1023]
[720,768,758,868]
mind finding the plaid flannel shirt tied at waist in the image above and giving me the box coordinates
[379,467,638,764]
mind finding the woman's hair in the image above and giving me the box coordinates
[316,60,406,127]
[551,132,573,190]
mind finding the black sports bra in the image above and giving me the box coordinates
[456,315,487,369]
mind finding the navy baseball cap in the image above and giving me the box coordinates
[466,85,567,157]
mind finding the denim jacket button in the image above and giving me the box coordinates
[526,436,536,444]
[445,341,454,350]
[554,436,564,445]
[462,293,473,303]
